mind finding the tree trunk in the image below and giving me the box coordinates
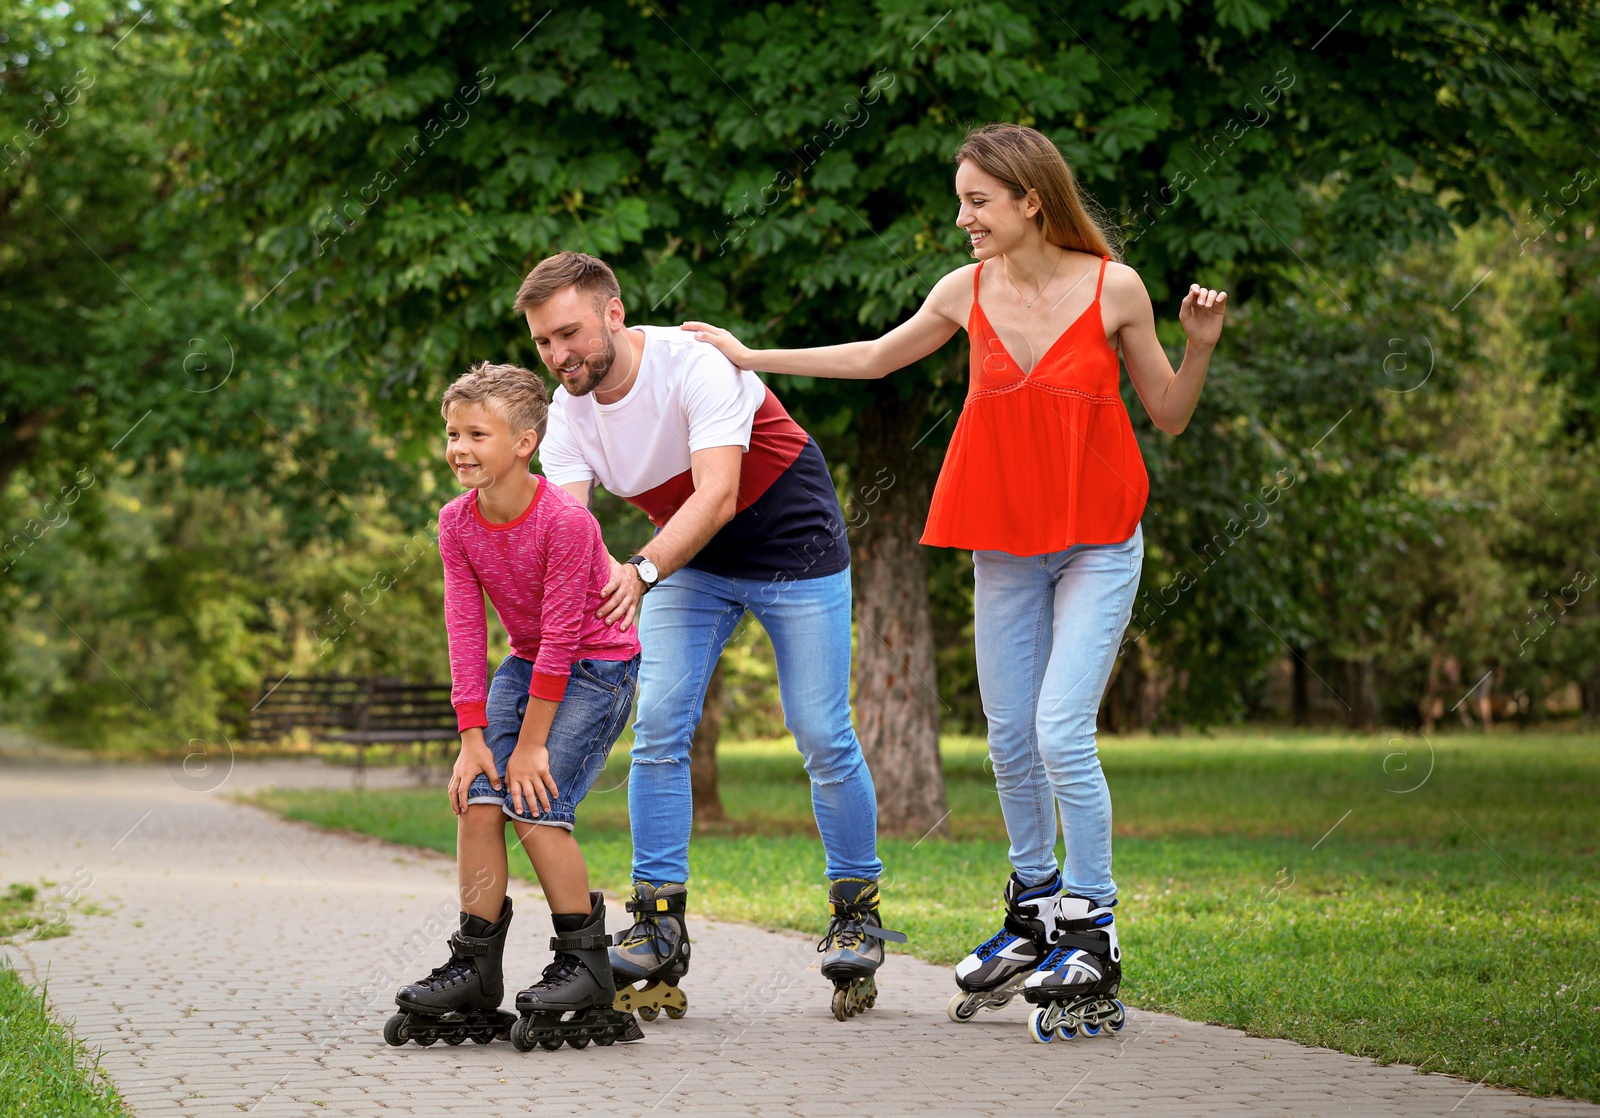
[1290,647,1311,726]
[690,657,727,828]
[0,405,64,496]
[851,379,949,837]
[1100,641,1145,733]
[1338,656,1379,730]
[1583,664,1600,723]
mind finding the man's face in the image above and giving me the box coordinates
[524,286,620,397]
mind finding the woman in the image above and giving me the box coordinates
[683,123,1226,1041]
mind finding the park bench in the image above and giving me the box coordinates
[245,676,458,783]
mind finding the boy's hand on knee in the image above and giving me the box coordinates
[449,733,499,816]
[507,744,559,817]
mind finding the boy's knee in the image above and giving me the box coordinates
[461,801,507,827]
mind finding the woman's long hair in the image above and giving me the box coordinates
[954,123,1121,261]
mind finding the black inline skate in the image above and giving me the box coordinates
[948,871,1063,1023]
[384,896,518,1047]
[509,891,644,1051]
[818,878,906,1021]
[1021,893,1126,1043]
[608,882,690,1023]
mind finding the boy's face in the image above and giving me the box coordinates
[443,401,536,490]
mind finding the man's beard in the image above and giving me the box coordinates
[560,332,618,398]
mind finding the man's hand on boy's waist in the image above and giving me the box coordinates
[599,555,647,631]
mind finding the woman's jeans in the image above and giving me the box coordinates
[629,565,882,886]
[973,524,1143,903]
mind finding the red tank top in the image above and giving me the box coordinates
[921,256,1149,555]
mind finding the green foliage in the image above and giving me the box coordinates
[2,471,468,753]
[174,0,1594,446]
[259,729,1600,1102]
[5,0,1600,740]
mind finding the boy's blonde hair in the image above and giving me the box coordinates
[441,362,549,441]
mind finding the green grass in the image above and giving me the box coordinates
[0,883,69,943]
[254,729,1600,1102]
[0,962,128,1117]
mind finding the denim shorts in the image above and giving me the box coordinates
[466,654,639,829]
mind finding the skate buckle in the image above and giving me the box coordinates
[447,933,492,956]
[547,932,613,952]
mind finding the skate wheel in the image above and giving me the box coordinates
[444,1033,464,1045]
[663,1003,686,1020]
[1108,999,1127,1032]
[831,987,850,1022]
[947,992,978,1023]
[1081,1019,1100,1037]
[1027,1007,1054,1044]
[637,1005,659,1023]
[595,1033,615,1047]
[538,1035,564,1052]
[470,1027,496,1045]
[509,1018,533,1053]
[383,1014,408,1047]
[567,1034,589,1050]
[1055,1021,1078,1041]
[414,1031,437,1046]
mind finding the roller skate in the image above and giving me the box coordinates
[947,872,1063,1023]
[384,896,519,1047]
[608,882,690,1023]
[509,891,644,1051]
[1021,894,1127,1043]
[817,878,907,1021]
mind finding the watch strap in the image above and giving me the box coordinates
[627,554,658,589]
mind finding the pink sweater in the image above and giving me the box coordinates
[438,477,639,731]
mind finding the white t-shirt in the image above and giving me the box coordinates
[537,324,851,581]
[538,325,763,498]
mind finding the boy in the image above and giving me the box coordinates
[383,361,644,1051]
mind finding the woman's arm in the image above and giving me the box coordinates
[1113,265,1228,435]
[682,266,970,380]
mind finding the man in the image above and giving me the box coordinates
[515,251,900,1022]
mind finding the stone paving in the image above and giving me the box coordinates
[2,755,1594,1118]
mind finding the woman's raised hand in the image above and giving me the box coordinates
[681,321,758,369]
[1178,284,1228,349]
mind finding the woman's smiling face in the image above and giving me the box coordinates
[955,160,1037,259]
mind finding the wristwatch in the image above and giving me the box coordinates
[627,554,660,593]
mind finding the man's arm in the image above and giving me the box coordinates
[596,444,742,629]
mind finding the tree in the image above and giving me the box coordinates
[174,0,1597,830]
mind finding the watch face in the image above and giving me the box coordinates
[637,558,659,583]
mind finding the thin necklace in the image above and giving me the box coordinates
[1006,250,1063,308]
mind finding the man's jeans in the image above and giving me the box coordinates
[629,565,883,885]
[973,524,1143,902]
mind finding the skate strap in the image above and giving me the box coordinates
[624,895,683,916]
[1052,931,1106,953]
[448,933,493,957]
[827,899,907,940]
[548,932,613,952]
[859,925,908,944]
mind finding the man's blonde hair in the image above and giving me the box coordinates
[440,361,549,441]
[513,251,622,315]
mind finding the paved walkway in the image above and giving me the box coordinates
[1,755,1593,1118]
